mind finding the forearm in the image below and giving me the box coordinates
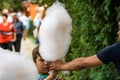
[61,58,87,71]
[51,55,103,71]
[45,75,55,80]
[45,70,57,80]
[60,55,103,71]
[23,30,26,39]
[13,32,16,40]
[36,27,39,38]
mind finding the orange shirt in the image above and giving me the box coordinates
[0,22,16,43]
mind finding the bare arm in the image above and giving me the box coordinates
[22,29,27,40]
[45,70,57,80]
[12,25,16,42]
[13,32,16,41]
[51,55,103,71]
[36,27,39,38]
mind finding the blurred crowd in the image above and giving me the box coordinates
[0,6,45,52]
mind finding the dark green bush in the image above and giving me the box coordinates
[35,0,120,79]
[63,0,120,79]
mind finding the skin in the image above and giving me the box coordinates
[35,8,46,39]
[36,55,65,80]
[2,16,7,23]
[50,21,120,72]
[35,55,51,74]
[50,55,103,71]
[117,21,120,39]
[35,55,58,80]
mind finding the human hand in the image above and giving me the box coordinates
[50,60,65,71]
[50,70,58,77]
[22,36,26,41]
[45,70,57,80]
[11,38,16,42]
[58,78,66,80]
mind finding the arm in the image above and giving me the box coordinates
[51,55,103,71]
[36,27,39,38]
[21,22,26,40]
[13,31,16,41]
[12,25,16,42]
[22,29,26,40]
[45,70,57,80]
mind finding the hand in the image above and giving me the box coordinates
[11,38,16,42]
[22,36,26,41]
[50,60,65,71]
[58,78,66,80]
[50,70,58,77]
[45,70,57,80]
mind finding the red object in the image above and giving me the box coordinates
[0,22,16,43]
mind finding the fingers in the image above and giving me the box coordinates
[50,60,60,70]
[50,60,64,71]
[58,78,66,80]
[50,63,56,71]
[50,70,58,76]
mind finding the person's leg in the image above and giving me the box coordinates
[35,38,40,44]
[13,41,16,51]
[7,42,13,51]
[0,43,8,50]
[15,34,22,52]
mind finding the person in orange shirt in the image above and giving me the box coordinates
[0,14,16,51]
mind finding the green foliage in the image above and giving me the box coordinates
[63,0,120,79]
[0,0,23,11]
[37,0,120,79]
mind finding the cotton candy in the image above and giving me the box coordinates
[39,2,72,61]
[0,48,38,80]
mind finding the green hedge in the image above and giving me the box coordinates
[63,0,120,79]
[35,0,120,79]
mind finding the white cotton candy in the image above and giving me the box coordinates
[0,48,38,80]
[39,2,72,61]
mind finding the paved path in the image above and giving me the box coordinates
[20,37,37,58]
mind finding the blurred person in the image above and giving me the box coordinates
[12,13,25,52]
[2,9,13,23]
[33,6,46,44]
[19,11,30,40]
[0,14,16,51]
[17,9,23,19]
[50,17,120,75]
[33,6,41,27]
[0,47,38,80]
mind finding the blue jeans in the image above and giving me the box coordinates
[35,38,40,44]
